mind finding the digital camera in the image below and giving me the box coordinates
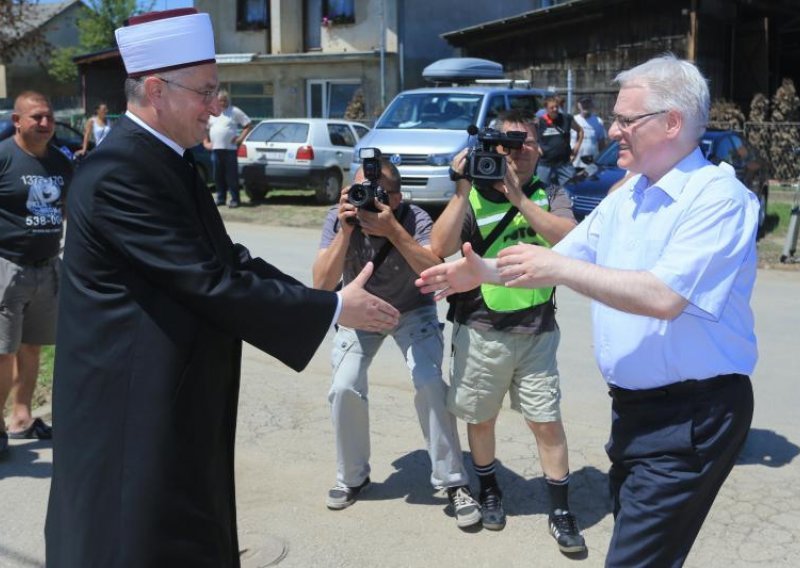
[348,147,389,213]
[464,126,527,187]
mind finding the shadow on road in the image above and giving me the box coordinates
[0,440,52,481]
[736,427,799,467]
[360,449,612,532]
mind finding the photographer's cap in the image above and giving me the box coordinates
[115,8,216,78]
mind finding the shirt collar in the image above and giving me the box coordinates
[638,147,707,201]
[125,110,185,156]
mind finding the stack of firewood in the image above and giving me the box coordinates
[747,93,771,176]
[709,99,745,130]
[769,79,800,180]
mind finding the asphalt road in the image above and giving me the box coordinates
[1,222,798,567]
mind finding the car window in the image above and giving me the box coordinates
[596,141,619,167]
[485,94,507,125]
[508,94,541,115]
[375,93,482,130]
[327,123,356,147]
[248,122,309,143]
[54,123,82,146]
[711,135,736,165]
[353,125,369,139]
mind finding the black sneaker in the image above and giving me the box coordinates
[479,485,506,530]
[549,509,586,553]
[446,485,481,528]
[326,477,370,510]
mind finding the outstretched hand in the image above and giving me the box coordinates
[496,243,559,288]
[338,262,400,331]
[415,242,494,301]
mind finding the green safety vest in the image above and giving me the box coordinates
[468,181,554,312]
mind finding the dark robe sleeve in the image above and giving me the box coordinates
[91,162,335,372]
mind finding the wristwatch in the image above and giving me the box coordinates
[449,167,467,181]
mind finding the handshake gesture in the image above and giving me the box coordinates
[416,242,562,299]
[338,262,400,332]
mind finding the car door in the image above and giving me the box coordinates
[327,122,357,173]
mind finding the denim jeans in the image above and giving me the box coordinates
[536,161,576,186]
[212,149,240,204]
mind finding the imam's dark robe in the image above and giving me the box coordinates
[45,116,336,567]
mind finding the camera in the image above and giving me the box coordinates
[463,125,526,187]
[348,147,389,213]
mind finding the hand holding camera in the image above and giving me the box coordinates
[462,125,526,189]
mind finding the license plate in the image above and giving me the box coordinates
[265,151,284,161]
[401,191,411,201]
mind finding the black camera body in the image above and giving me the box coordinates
[464,126,526,187]
[348,147,388,213]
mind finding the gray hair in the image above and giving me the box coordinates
[614,54,709,141]
[123,68,193,106]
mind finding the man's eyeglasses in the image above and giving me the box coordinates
[610,110,667,130]
[156,76,220,104]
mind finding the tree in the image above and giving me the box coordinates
[48,0,154,84]
[0,0,50,64]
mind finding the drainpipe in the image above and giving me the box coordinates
[380,0,386,108]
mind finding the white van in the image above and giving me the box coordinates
[352,60,550,205]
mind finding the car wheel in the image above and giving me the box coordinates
[245,181,268,203]
[315,169,342,204]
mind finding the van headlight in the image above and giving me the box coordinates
[428,153,453,167]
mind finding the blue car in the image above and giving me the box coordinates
[565,131,769,236]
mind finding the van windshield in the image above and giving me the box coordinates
[376,93,483,130]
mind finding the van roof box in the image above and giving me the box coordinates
[422,58,504,84]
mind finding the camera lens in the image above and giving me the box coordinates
[477,156,498,176]
[349,184,369,207]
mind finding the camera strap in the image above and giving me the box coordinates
[472,205,519,257]
[370,203,410,271]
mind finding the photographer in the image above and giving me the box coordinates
[312,156,480,528]
[429,109,585,551]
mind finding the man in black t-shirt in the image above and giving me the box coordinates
[0,91,72,454]
[536,96,584,186]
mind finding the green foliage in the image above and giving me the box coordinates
[47,0,155,85]
[49,46,80,84]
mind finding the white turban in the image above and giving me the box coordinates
[115,8,216,77]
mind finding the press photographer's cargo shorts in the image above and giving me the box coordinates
[448,324,562,424]
[0,256,59,353]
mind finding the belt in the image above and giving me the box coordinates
[608,373,746,404]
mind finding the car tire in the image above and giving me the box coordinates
[245,182,268,204]
[315,169,342,204]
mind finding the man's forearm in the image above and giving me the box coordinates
[430,181,470,258]
[517,199,576,245]
[312,231,349,290]
[554,257,687,319]
[388,227,442,275]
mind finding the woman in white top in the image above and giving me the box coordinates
[76,103,111,156]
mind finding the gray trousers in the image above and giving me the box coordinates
[329,305,469,488]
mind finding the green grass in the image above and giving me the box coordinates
[33,345,55,410]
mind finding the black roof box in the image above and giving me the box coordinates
[422,58,504,83]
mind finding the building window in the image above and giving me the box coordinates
[322,0,355,25]
[237,0,269,31]
[227,82,274,120]
[307,80,361,118]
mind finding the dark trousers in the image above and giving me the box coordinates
[605,374,753,568]
[213,149,240,204]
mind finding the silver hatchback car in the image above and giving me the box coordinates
[237,118,370,204]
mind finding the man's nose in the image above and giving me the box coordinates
[208,97,222,117]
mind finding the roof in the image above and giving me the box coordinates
[387,86,551,96]
[0,0,82,42]
[441,0,614,46]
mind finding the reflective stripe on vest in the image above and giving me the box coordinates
[469,184,554,312]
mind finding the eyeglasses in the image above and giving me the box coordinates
[610,110,667,130]
[156,76,220,104]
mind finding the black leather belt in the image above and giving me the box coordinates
[608,373,746,404]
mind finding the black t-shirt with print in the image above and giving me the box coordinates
[536,112,574,164]
[0,137,73,264]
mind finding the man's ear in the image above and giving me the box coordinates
[143,76,166,109]
[665,110,682,140]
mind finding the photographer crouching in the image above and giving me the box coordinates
[312,150,480,528]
